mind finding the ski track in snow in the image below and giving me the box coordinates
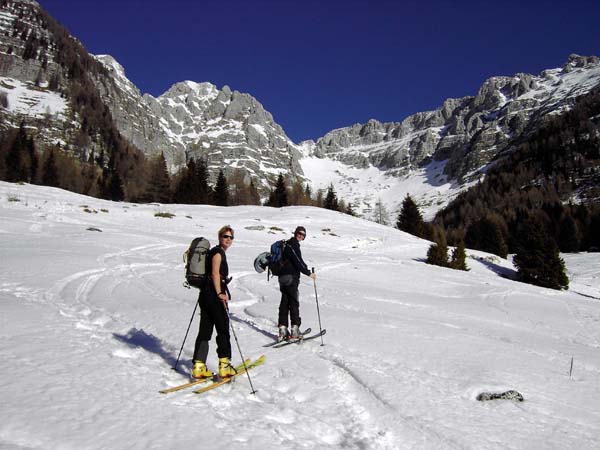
[168,253,458,448]
[2,182,600,449]
[233,274,405,448]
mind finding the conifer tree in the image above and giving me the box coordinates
[100,167,124,201]
[450,240,469,271]
[465,216,508,258]
[268,173,288,207]
[173,160,195,204]
[397,194,425,238]
[426,227,449,267]
[214,169,229,206]
[558,213,580,252]
[324,183,339,211]
[304,184,312,204]
[143,153,171,203]
[100,150,125,201]
[194,158,211,204]
[26,136,37,182]
[5,122,29,182]
[585,212,600,250]
[41,148,59,187]
[513,214,569,290]
[110,170,125,201]
[81,160,99,197]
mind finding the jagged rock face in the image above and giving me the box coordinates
[93,56,303,187]
[0,0,82,150]
[313,54,600,181]
[0,0,62,89]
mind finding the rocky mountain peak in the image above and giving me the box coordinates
[312,55,600,181]
[8,0,39,6]
[160,80,219,101]
[564,54,600,71]
[91,54,303,186]
[95,55,128,82]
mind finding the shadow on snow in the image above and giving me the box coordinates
[229,311,277,341]
[113,328,189,377]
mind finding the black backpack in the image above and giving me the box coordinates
[183,237,211,289]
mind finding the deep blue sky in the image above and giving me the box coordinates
[40,0,599,143]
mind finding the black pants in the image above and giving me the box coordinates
[278,275,301,328]
[193,291,231,360]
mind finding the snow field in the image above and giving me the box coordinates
[0,77,68,119]
[1,181,599,450]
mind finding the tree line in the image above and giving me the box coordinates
[0,120,360,212]
[397,191,571,290]
[434,86,600,256]
[137,159,356,210]
[395,86,600,290]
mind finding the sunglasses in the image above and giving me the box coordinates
[297,232,306,237]
[221,234,234,240]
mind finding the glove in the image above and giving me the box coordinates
[310,272,317,280]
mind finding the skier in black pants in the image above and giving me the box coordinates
[277,226,316,341]
[192,225,237,379]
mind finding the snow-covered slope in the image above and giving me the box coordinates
[300,155,463,220]
[1,181,599,449]
[0,77,66,118]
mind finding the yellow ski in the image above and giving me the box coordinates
[193,355,266,395]
[159,359,250,394]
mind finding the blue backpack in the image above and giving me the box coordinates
[268,239,288,276]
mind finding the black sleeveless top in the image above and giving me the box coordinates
[207,245,228,287]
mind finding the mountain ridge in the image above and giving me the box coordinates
[92,54,304,189]
[0,0,599,220]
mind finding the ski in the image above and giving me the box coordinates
[271,329,326,348]
[262,328,311,347]
[159,359,250,394]
[193,355,266,395]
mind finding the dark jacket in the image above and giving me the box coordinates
[280,237,311,278]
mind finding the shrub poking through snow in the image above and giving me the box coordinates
[154,212,175,219]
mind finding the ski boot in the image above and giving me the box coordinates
[290,324,301,340]
[278,325,289,342]
[191,360,213,379]
[218,357,237,378]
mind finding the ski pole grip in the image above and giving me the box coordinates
[311,267,315,274]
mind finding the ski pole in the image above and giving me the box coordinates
[173,297,199,371]
[224,302,257,395]
[312,267,325,346]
